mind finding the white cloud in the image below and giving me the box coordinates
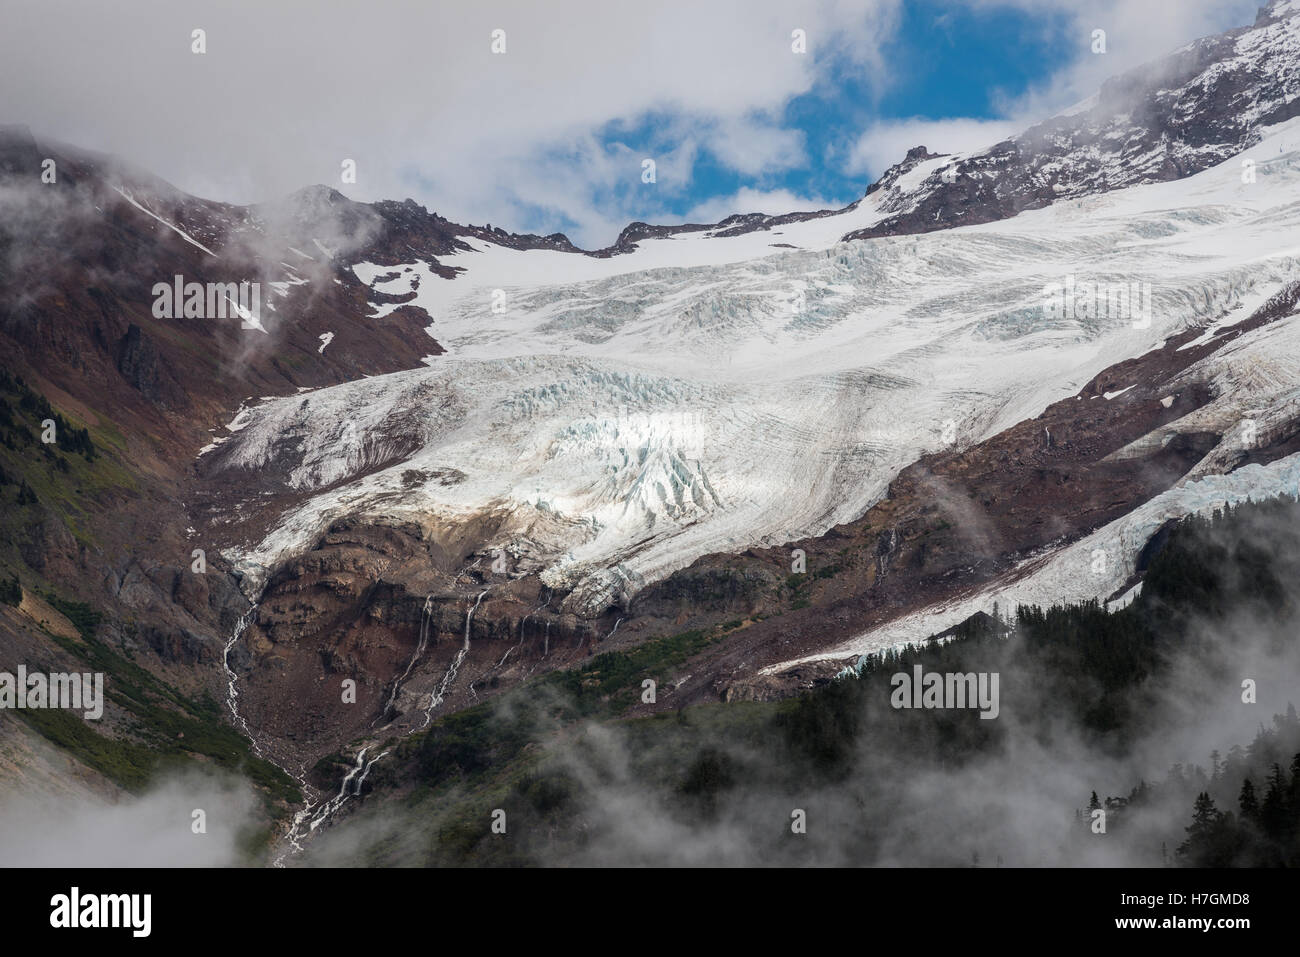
[699,115,809,177]
[974,0,1260,120]
[845,117,1021,177]
[1,0,1264,246]
[0,0,901,247]
[843,0,1260,180]
[685,186,838,223]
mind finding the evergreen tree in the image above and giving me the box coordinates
[1239,778,1260,822]
[1288,753,1300,813]
[1178,792,1235,867]
[1260,763,1287,841]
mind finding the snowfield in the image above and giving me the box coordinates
[214,119,1300,620]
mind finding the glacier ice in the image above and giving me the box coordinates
[214,120,1300,618]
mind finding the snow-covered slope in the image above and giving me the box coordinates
[212,118,1300,617]
[774,449,1300,673]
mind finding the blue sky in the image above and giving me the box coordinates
[567,0,1075,232]
[394,0,1258,247]
[4,0,1264,247]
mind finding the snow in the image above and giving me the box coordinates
[268,270,309,301]
[1107,580,1144,612]
[882,156,951,206]
[225,295,267,335]
[765,451,1300,672]
[112,186,217,257]
[217,117,1300,616]
[1059,92,1100,117]
[1176,284,1280,351]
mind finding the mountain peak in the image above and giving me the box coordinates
[1258,0,1300,25]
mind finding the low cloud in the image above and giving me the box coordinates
[0,769,262,867]
[0,0,901,248]
[845,116,1022,177]
[686,186,839,223]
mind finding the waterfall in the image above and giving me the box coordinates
[374,593,434,728]
[420,589,487,729]
[222,604,261,754]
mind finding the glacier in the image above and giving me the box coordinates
[211,119,1300,619]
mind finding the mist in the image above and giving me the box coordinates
[0,768,263,867]
[296,498,1300,867]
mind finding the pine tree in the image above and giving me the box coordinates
[1288,754,1300,812]
[1239,778,1260,821]
[1261,763,1287,841]
[1247,725,1273,766]
[1178,792,1233,866]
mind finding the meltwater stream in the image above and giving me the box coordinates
[420,589,488,729]
[374,594,435,728]
[222,586,496,864]
[272,746,389,867]
[222,604,262,755]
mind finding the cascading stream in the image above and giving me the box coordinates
[420,589,487,729]
[222,602,327,867]
[272,746,389,866]
[242,563,498,863]
[307,746,391,832]
[495,589,551,671]
[222,604,262,754]
[374,594,434,728]
[292,582,490,851]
